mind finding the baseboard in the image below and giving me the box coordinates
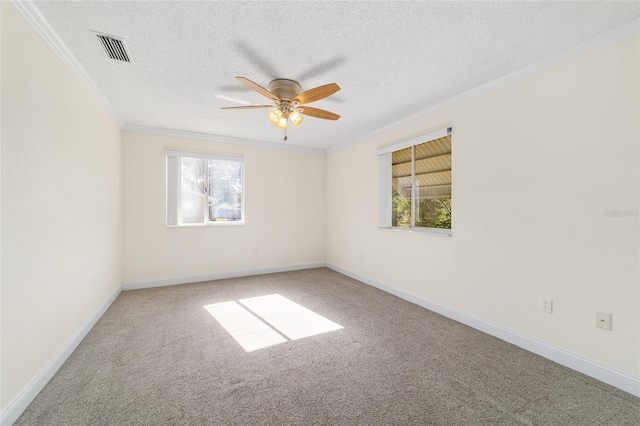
[0,285,122,426]
[122,262,327,291]
[3,265,635,426]
[326,263,640,398]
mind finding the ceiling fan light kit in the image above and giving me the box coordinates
[268,109,282,123]
[290,111,303,126]
[221,77,341,141]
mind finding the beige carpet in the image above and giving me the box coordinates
[15,268,640,425]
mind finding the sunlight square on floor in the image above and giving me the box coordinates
[204,294,343,352]
[239,294,343,340]
[204,301,286,352]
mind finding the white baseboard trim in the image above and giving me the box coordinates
[326,263,640,398]
[0,285,122,426]
[122,262,327,291]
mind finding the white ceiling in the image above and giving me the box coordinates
[33,1,640,150]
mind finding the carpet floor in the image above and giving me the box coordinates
[15,268,640,425]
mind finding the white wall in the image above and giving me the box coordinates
[1,0,636,416]
[121,132,326,284]
[1,3,122,412]
[327,37,639,377]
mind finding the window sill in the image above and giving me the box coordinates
[378,226,452,236]
[166,221,245,228]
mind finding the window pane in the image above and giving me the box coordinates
[208,160,242,222]
[180,157,206,224]
[414,136,451,229]
[391,146,412,228]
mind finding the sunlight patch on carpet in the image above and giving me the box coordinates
[239,294,343,340]
[204,301,286,351]
[204,294,343,352]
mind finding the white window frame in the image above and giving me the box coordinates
[377,127,452,235]
[166,150,245,227]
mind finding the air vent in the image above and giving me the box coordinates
[95,33,132,62]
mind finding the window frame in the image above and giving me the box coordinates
[377,127,452,235]
[166,150,245,227]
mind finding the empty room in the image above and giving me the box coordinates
[1,1,639,424]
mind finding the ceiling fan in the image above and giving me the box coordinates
[221,77,341,141]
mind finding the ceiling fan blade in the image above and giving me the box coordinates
[221,105,273,110]
[236,77,280,102]
[292,83,340,104]
[298,106,340,120]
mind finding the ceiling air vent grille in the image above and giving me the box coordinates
[95,33,131,62]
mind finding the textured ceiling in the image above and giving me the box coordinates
[33,1,640,150]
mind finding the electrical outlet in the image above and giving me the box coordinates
[595,311,612,331]
[540,297,553,314]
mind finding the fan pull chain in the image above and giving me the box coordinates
[284,122,288,141]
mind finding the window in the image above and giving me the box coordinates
[166,151,243,226]
[377,128,451,233]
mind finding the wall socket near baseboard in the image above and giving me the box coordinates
[540,297,553,314]
[595,311,612,331]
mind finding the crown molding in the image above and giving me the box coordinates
[122,124,326,154]
[328,16,640,154]
[11,0,638,154]
[10,0,125,128]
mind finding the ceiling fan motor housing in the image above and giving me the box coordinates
[268,79,302,101]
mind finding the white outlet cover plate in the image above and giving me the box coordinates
[596,311,612,331]
[540,297,553,314]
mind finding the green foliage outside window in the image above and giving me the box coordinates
[392,192,451,229]
[392,192,411,227]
